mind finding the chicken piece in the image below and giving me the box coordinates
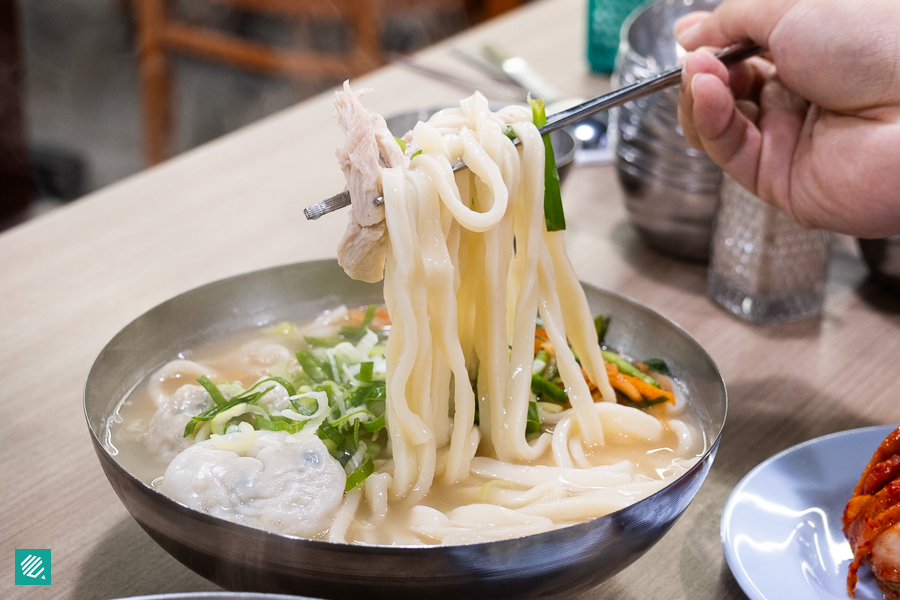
[873,528,900,599]
[333,81,408,282]
[844,427,900,598]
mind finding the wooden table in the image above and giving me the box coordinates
[2,0,899,598]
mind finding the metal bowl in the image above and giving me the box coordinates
[621,0,722,69]
[85,260,727,600]
[616,165,720,261]
[611,0,725,262]
[384,108,580,184]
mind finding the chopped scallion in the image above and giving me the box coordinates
[529,97,565,232]
[642,358,671,376]
[531,374,568,404]
[345,455,374,491]
[594,314,610,345]
[197,375,227,406]
[526,400,542,435]
[358,361,374,382]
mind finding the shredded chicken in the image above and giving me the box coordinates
[334,81,408,282]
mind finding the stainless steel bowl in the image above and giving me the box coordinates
[620,0,721,70]
[384,108,580,184]
[612,0,725,262]
[617,167,721,261]
[85,260,727,600]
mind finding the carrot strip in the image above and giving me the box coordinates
[622,373,676,405]
[604,363,641,402]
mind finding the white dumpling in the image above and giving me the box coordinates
[238,341,294,379]
[160,430,347,538]
[144,384,211,462]
[258,380,291,412]
[148,360,216,406]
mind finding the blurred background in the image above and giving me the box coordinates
[1,0,525,229]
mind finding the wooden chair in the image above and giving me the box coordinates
[0,0,32,224]
[135,0,482,165]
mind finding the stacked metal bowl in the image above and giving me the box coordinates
[611,0,723,261]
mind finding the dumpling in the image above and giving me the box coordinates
[160,430,347,538]
[144,384,211,462]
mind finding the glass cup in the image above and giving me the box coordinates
[707,175,830,324]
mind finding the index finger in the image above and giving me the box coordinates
[674,0,794,51]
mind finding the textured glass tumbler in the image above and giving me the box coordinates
[708,175,829,324]
[587,0,647,74]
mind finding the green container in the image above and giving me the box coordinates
[587,0,647,74]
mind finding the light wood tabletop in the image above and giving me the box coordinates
[2,0,899,598]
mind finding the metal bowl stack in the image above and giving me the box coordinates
[611,0,723,261]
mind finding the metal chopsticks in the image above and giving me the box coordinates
[303,42,761,220]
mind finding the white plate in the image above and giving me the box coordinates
[721,425,897,600]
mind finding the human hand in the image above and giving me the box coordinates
[674,0,900,237]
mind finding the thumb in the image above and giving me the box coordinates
[687,67,761,193]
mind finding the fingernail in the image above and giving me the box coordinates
[689,72,706,91]
[679,66,691,93]
[688,72,709,99]
[674,22,700,46]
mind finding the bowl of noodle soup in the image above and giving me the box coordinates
[86,259,726,600]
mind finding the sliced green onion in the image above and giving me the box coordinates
[394,136,406,153]
[255,414,305,434]
[183,383,274,437]
[594,314,610,345]
[345,455,374,491]
[529,97,565,232]
[329,408,377,430]
[197,375,228,406]
[296,349,331,382]
[317,421,345,449]
[304,335,339,347]
[642,358,671,376]
[358,361,374,382]
[601,350,660,388]
[353,419,361,447]
[262,376,296,397]
[288,394,318,417]
[616,392,671,409]
[340,304,378,342]
[342,381,385,408]
[362,413,386,433]
[526,400,542,435]
[531,374,567,404]
[184,376,293,437]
